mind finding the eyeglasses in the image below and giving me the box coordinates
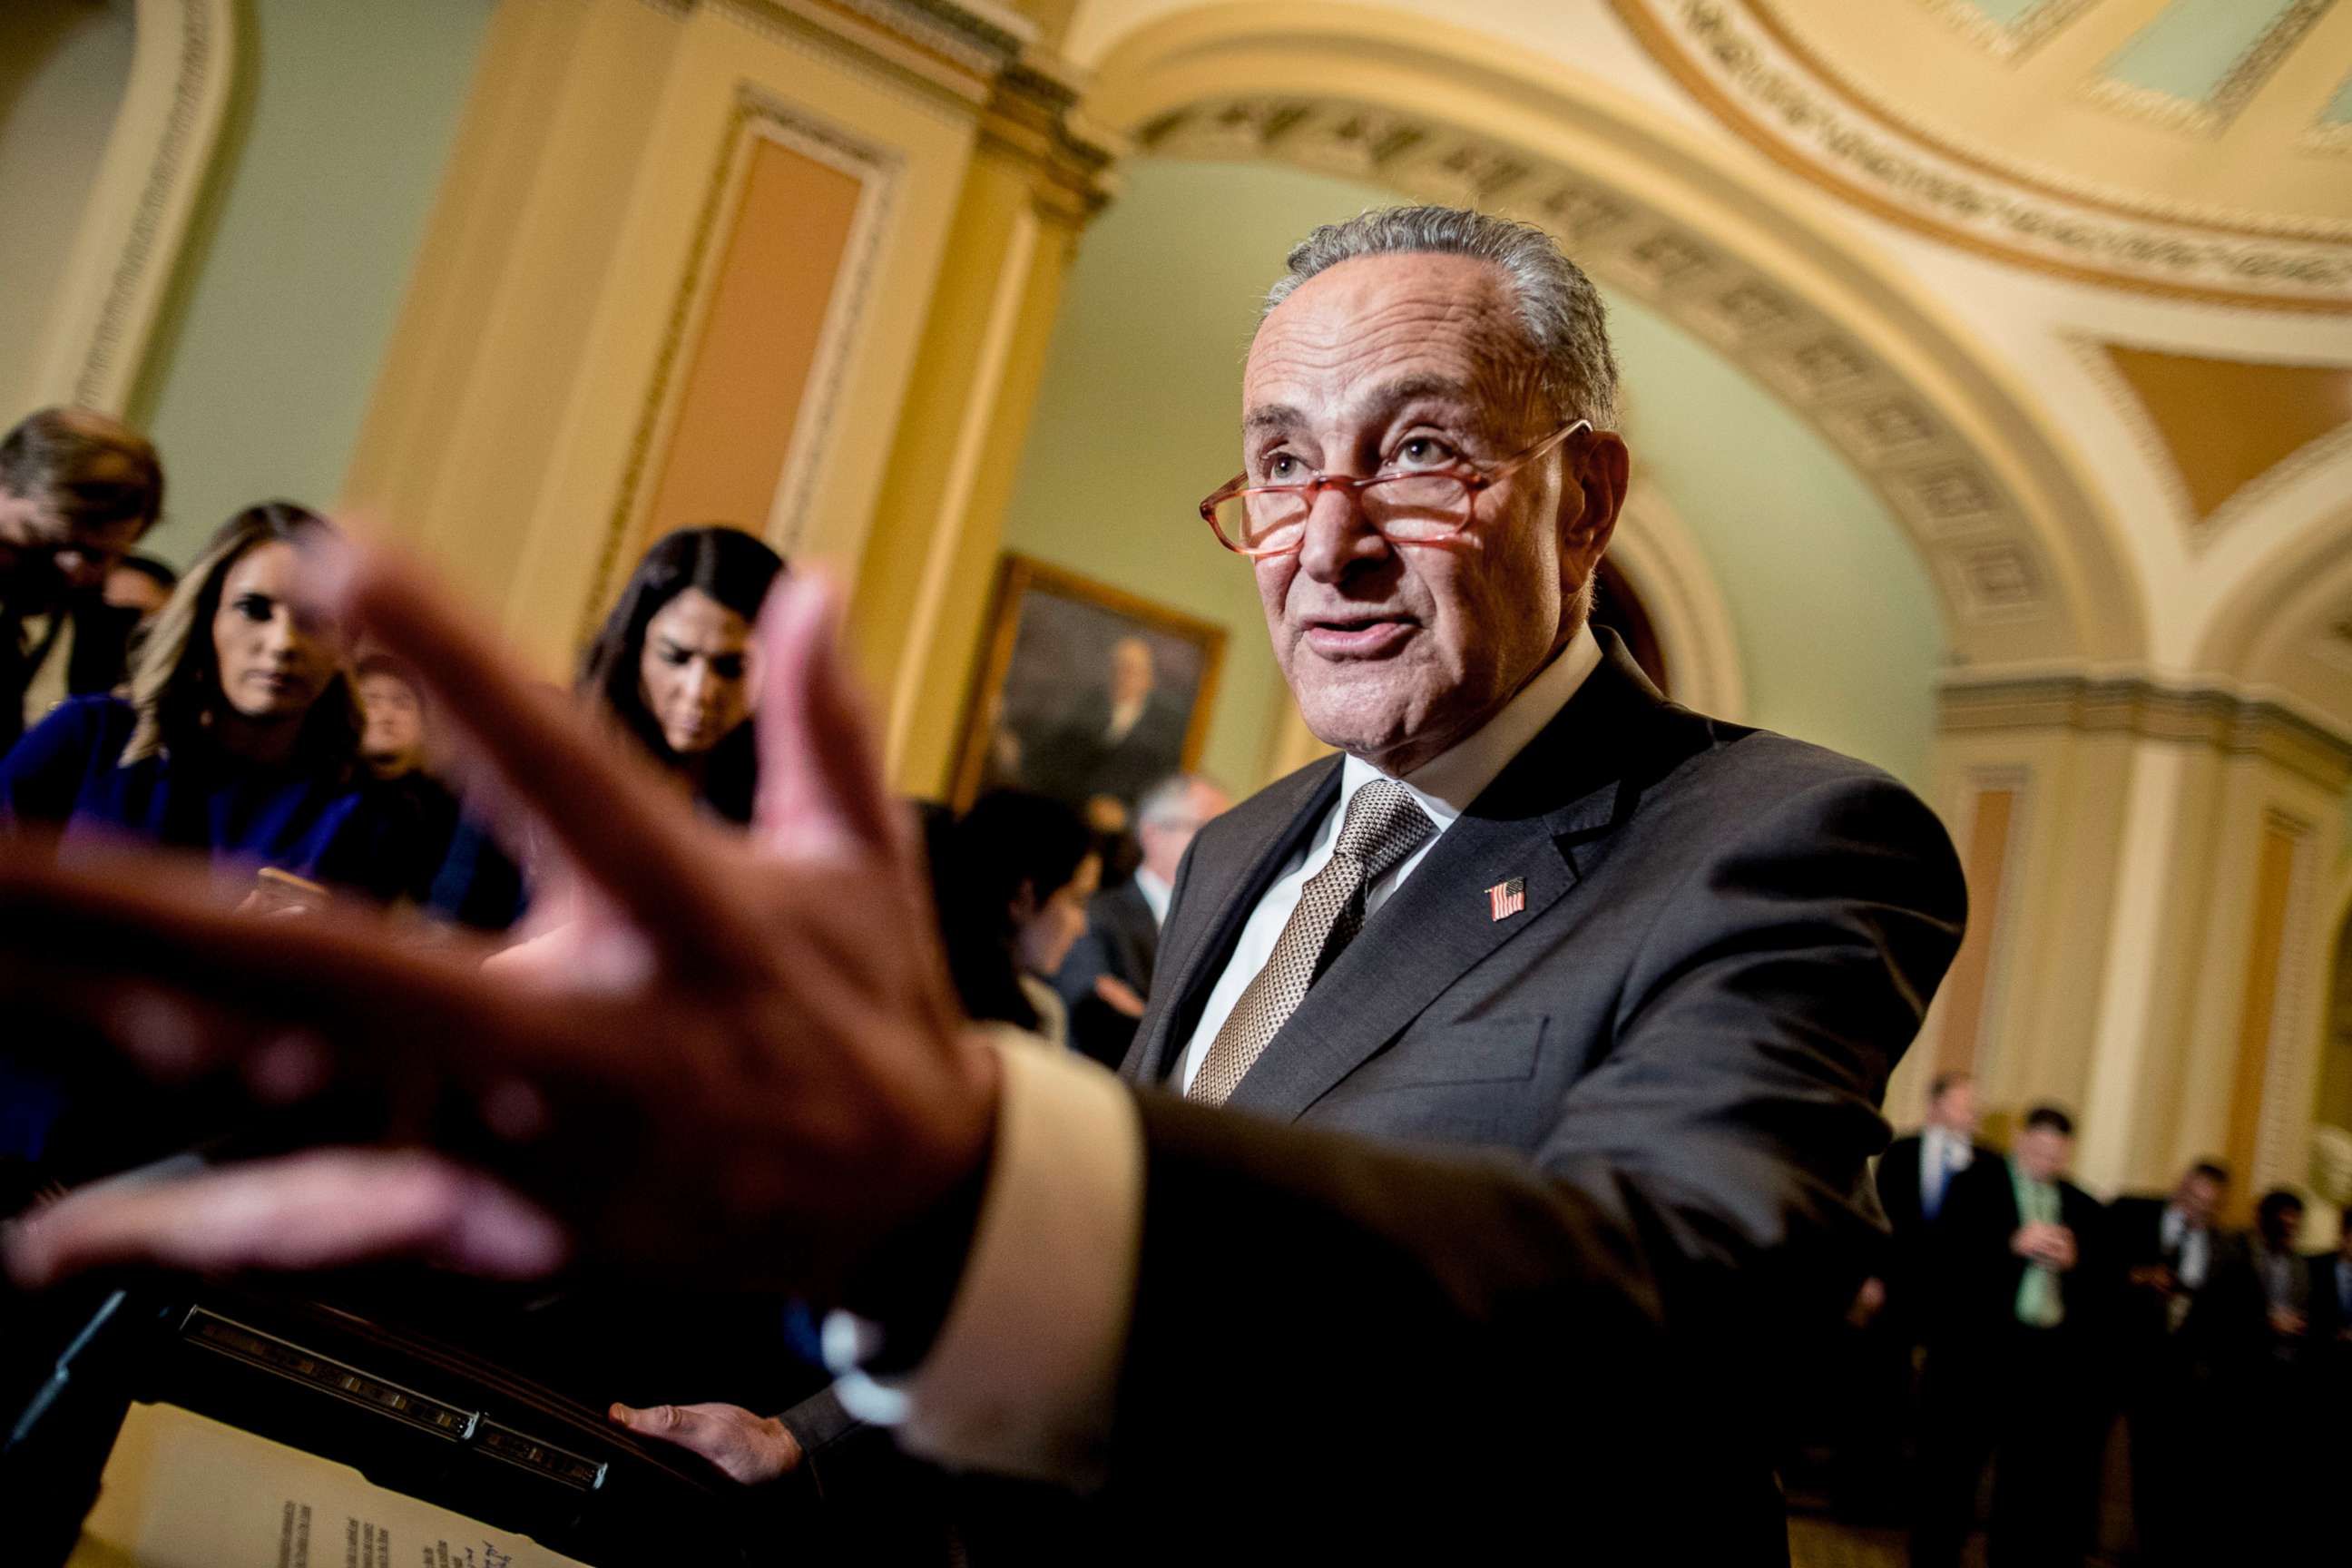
[1198,420,1593,559]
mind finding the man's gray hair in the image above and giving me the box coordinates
[1136,773,1218,829]
[1263,205,1620,430]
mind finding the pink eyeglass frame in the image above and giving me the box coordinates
[1197,418,1595,559]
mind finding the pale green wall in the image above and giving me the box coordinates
[1001,160,1946,791]
[132,0,495,561]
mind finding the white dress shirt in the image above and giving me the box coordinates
[833,630,1604,1482]
[2158,1203,2211,1289]
[1918,1124,1973,1219]
[1132,867,1172,927]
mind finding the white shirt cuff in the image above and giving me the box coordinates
[827,1027,1144,1487]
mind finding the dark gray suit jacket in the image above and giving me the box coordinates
[1101,636,1965,1558]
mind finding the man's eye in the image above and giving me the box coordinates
[1394,436,1456,469]
[1265,454,1303,483]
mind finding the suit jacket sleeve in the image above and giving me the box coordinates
[1102,772,1962,1543]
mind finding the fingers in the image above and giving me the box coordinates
[3,1151,568,1288]
[0,849,633,1095]
[328,549,749,965]
[750,574,898,865]
[607,1402,799,1484]
[0,851,495,1062]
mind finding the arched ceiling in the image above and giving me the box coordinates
[1613,0,2352,309]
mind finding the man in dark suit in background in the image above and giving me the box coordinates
[0,407,164,751]
[5,207,1965,1560]
[2109,1160,2240,1565]
[1873,1071,1986,1328]
[1913,1106,2109,1568]
[1054,772,1230,1068]
[1835,1072,1985,1518]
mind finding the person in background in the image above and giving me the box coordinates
[428,525,784,928]
[935,789,1100,1049]
[2110,1159,2239,1565]
[2247,1187,2309,1355]
[102,555,177,623]
[355,652,459,906]
[0,407,164,749]
[0,502,395,1180]
[1836,1071,1986,1522]
[0,502,387,896]
[1913,1105,2109,1568]
[1054,772,1230,1068]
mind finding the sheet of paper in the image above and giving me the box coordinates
[69,1401,594,1568]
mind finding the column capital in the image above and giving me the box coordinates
[978,51,1122,227]
[1938,669,2352,793]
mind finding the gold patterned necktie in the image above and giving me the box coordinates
[1186,778,1435,1105]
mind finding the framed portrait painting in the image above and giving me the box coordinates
[952,555,1226,824]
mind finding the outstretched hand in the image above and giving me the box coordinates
[1,544,998,1301]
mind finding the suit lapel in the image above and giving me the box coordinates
[1225,641,1690,1122]
[1117,758,1341,1085]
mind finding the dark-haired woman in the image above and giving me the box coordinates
[0,501,395,898]
[579,524,784,824]
[429,524,784,926]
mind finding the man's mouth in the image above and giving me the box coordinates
[1301,613,1417,658]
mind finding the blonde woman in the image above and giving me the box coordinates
[0,502,400,902]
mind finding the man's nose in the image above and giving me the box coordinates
[1293,485,1389,583]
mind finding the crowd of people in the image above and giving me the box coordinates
[1817,1072,2352,1564]
[0,403,1227,1195]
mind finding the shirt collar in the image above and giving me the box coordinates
[1132,867,1171,926]
[1336,625,1603,828]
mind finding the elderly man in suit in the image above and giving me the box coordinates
[1054,772,1230,1068]
[4,207,1965,1560]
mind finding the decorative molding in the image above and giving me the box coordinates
[1619,0,2352,309]
[27,0,240,414]
[2253,808,2322,1200]
[716,0,1032,86]
[981,53,1122,224]
[2084,0,2338,139]
[585,88,903,637]
[1937,671,2352,789]
[1137,93,2057,639]
[1912,0,2103,62]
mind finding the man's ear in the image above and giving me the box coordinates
[1557,430,1629,589]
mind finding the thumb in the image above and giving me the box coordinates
[609,1402,700,1443]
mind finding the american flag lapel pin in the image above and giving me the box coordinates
[1487,877,1526,922]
